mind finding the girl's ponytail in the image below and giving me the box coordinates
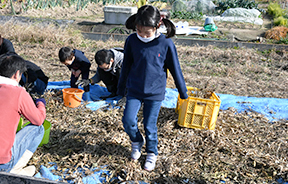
[125,14,137,31]
[161,18,176,38]
[125,5,176,38]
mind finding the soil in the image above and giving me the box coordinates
[0,2,273,41]
[74,12,273,42]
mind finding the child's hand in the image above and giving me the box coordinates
[71,69,76,76]
[74,70,81,77]
[76,79,90,87]
[117,96,126,107]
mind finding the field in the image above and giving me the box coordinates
[0,1,288,183]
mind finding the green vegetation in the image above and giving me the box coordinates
[170,0,265,20]
[215,0,264,14]
[170,11,203,20]
[5,0,267,20]
[267,2,288,27]
[267,2,284,17]
[0,0,7,8]
[277,36,288,44]
[107,27,129,34]
[274,16,288,26]
[9,0,15,14]
[5,0,132,13]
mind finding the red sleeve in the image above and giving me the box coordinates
[18,88,46,126]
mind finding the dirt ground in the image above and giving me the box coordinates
[0,2,287,184]
[0,2,272,41]
[1,1,286,100]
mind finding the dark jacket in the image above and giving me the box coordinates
[67,49,91,73]
[20,60,49,86]
[0,38,15,56]
[91,48,124,83]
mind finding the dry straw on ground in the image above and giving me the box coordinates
[33,89,287,183]
[265,26,288,40]
[0,18,287,183]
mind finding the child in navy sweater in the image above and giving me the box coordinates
[58,47,92,101]
[117,5,188,171]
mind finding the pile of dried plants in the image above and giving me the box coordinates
[0,19,287,183]
[30,89,287,183]
[265,26,288,40]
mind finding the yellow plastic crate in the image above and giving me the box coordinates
[176,87,221,130]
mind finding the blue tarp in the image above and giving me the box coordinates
[218,94,288,121]
[47,81,180,110]
[34,162,112,183]
[41,81,288,183]
[47,81,288,121]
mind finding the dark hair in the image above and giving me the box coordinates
[0,35,3,46]
[125,5,176,38]
[95,49,114,65]
[58,47,74,63]
[0,53,26,78]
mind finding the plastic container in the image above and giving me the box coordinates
[175,21,189,29]
[17,117,24,132]
[204,24,218,32]
[17,118,51,147]
[182,21,189,28]
[104,6,137,25]
[39,120,51,147]
[17,118,30,132]
[62,88,84,108]
[204,17,215,26]
[176,87,221,130]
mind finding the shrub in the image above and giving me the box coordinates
[274,16,288,27]
[267,2,284,17]
[170,11,203,20]
[277,36,288,44]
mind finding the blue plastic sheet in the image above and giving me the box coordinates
[47,81,179,110]
[47,81,288,121]
[218,94,288,121]
[34,162,112,184]
[277,178,288,184]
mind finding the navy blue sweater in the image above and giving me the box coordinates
[67,49,91,73]
[117,33,188,101]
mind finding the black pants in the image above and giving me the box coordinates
[98,69,118,94]
[71,70,90,92]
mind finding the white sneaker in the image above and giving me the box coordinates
[11,165,36,176]
[18,166,36,176]
[10,150,35,176]
[131,139,145,160]
[144,153,157,171]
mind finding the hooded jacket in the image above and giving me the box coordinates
[91,48,124,83]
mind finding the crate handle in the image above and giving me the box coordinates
[197,102,206,106]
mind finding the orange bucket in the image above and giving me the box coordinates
[62,88,84,108]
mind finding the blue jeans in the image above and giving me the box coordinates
[0,124,44,172]
[21,75,47,95]
[122,96,162,155]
